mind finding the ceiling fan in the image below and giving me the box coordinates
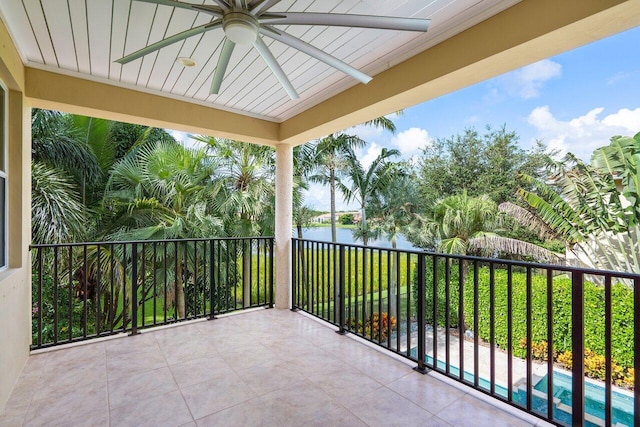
[116,0,430,99]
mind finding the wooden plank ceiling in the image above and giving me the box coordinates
[1,0,520,121]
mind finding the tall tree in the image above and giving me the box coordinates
[196,137,275,306]
[197,137,275,237]
[369,165,419,248]
[338,148,401,246]
[310,117,397,242]
[31,109,102,242]
[367,168,419,316]
[417,125,548,210]
[292,143,316,239]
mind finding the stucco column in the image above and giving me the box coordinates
[274,144,293,309]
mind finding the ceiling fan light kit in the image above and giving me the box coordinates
[223,12,259,45]
[117,0,430,100]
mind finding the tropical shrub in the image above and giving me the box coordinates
[347,312,397,342]
[339,214,355,225]
[31,273,96,345]
[529,344,632,388]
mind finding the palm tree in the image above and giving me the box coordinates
[198,137,275,237]
[31,109,103,242]
[292,142,316,239]
[31,110,103,188]
[103,140,223,318]
[196,137,275,306]
[420,191,558,261]
[335,147,400,315]
[310,116,397,242]
[337,148,401,246]
[368,169,420,317]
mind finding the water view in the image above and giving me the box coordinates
[295,226,418,250]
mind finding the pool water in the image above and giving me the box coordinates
[408,348,509,398]
[527,370,634,427]
[409,348,634,426]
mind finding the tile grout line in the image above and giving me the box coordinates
[155,330,198,425]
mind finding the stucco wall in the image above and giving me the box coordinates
[0,17,31,412]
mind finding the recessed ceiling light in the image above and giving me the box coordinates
[176,57,197,67]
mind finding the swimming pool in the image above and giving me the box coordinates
[516,370,634,427]
[410,348,634,426]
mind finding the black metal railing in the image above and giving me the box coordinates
[292,238,640,427]
[31,237,273,349]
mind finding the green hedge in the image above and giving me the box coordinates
[414,265,635,369]
[411,258,461,327]
[465,268,634,368]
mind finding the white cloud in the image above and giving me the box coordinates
[602,108,640,130]
[607,71,632,86]
[527,106,640,160]
[390,127,432,156]
[494,59,562,100]
[359,143,383,169]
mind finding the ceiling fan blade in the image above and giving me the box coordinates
[210,0,232,9]
[116,21,221,64]
[253,36,299,100]
[132,0,202,12]
[260,13,430,32]
[250,0,281,15]
[189,5,225,17]
[210,38,236,94]
[260,26,372,85]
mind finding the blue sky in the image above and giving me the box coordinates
[303,25,640,211]
[177,25,640,211]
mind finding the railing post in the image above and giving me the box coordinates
[634,277,640,424]
[209,239,216,320]
[269,238,274,308]
[130,243,138,336]
[337,244,346,335]
[36,247,43,349]
[414,253,427,374]
[290,238,297,311]
[571,271,584,426]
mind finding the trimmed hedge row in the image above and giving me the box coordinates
[414,265,635,370]
[464,268,634,369]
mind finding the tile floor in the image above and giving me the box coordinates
[0,308,551,426]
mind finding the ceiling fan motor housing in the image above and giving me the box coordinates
[223,11,259,45]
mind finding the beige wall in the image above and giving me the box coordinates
[0,16,31,411]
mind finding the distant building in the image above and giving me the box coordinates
[311,211,361,223]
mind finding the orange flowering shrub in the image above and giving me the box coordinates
[521,340,633,389]
[347,312,397,342]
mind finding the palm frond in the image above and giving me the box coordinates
[468,235,561,262]
[498,202,559,240]
[31,162,86,244]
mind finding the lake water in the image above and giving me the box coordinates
[294,226,418,251]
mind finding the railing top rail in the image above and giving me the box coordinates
[293,237,640,280]
[30,236,274,250]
